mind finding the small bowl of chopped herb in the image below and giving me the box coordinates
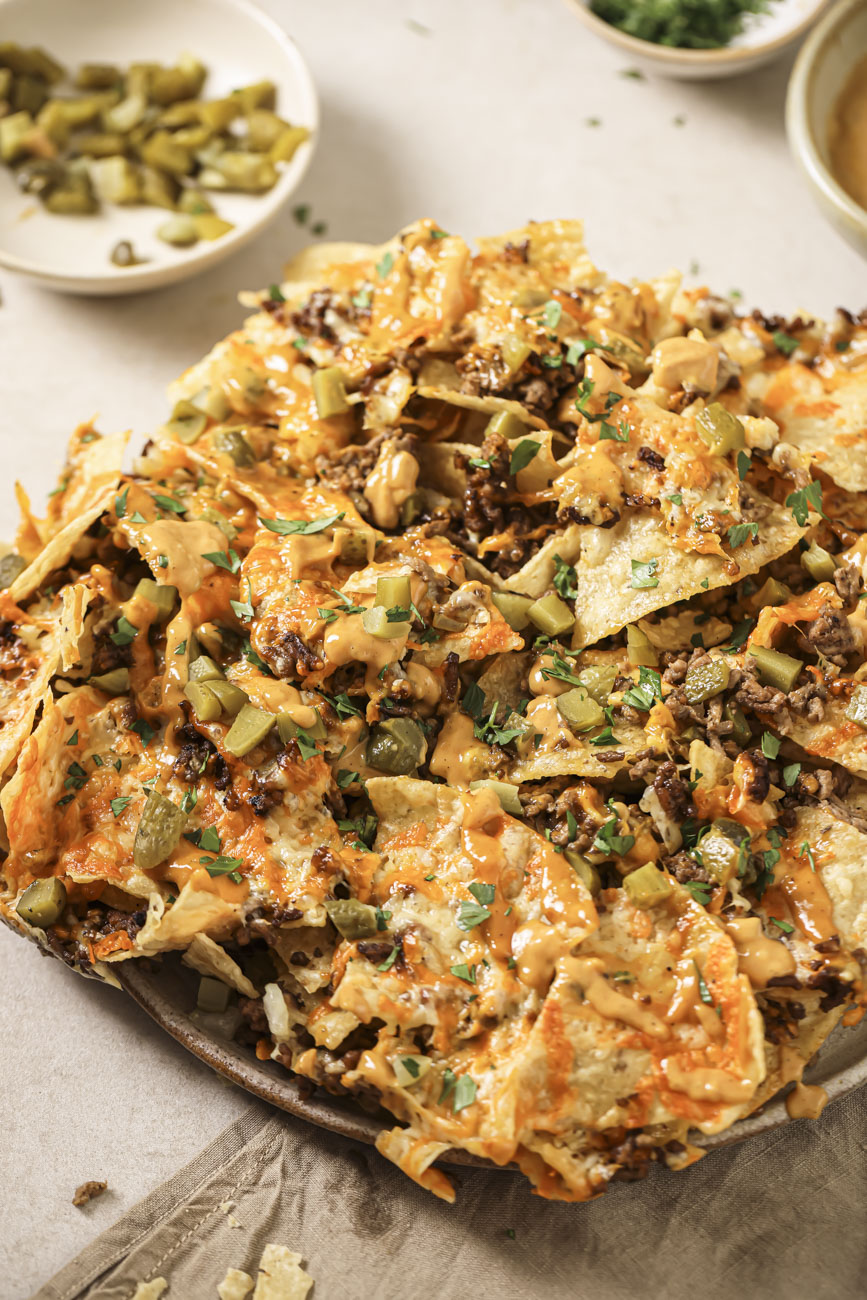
[566,0,833,78]
[0,0,318,293]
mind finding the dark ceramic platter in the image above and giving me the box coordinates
[118,955,867,1169]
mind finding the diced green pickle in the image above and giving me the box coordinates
[748,645,803,693]
[184,680,222,722]
[190,386,229,421]
[684,657,730,705]
[16,877,67,927]
[44,175,98,214]
[213,427,255,467]
[362,605,411,640]
[90,155,140,203]
[366,718,425,774]
[577,664,618,705]
[623,862,673,908]
[156,214,198,246]
[491,591,534,632]
[846,685,867,729]
[197,976,229,1012]
[75,63,121,90]
[501,334,531,372]
[192,213,234,241]
[336,528,374,565]
[167,399,207,444]
[468,779,523,815]
[0,552,27,588]
[90,667,130,695]
[324,897,379,941]
[557,687,605,731]
[801,542,837,583]
[565,851,601,895]
[207,679,248,716]
[695,403,745,456]
[133,578,177,621]
[268,124,308,163]
[626,624,658,667]
[312,367,350,419]
[189,655,223,682]
[750,577,791,610]
[376,574,411,609]
[527,593,574,637]
[133,791,186,871]
[486,410,526,443]
[725,701,752,747]
[699,819,750,885]
[224,704,275,757]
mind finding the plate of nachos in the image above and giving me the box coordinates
[2,219,867,1203]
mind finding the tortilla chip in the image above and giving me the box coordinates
[8,486,117,605]
[58,582,92,671]
[566,494,803,647]
[218,1270,254,1300]
[182,933,257,997]
[505,715,652,783]
[748,359,867,492]
[135,881,243,955]
[251,1244,313,1300]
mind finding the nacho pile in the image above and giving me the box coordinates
[3,219,867,1202]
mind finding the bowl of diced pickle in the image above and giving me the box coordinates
[0,0,318,293]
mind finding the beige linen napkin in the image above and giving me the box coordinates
[35,1089,867,1300]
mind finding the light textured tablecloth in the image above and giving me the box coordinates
[34,1090,867,1300]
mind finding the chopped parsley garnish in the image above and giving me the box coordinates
[128,719,156,748]
[376,250,394,278]
[110,796,132,817]
[110,615,138,647]
[509,439,541,475]
[468,456,492,469]
[451,963,477,984]
[599,419,630,442]
[452,1074,477,1113]
[202,855,244,883]
[56,793,75,807]
[202,549,241,573]
[694,963,713,1005]
[667,492,683,505]
[66,730,78,747]
[317,607,339,623]
[542,299,562,330]
[198,826,221,853]
[258,511,345,535]
[241,637,272,675]
[589,726,618,746]
[724,618,754,653]
[685,880,713,905]
[541,354,562,369]
[377,946,399,971]
[64,761,88,791]
[552,555,578,602]
[565,339,595,365]
[375,907,392,931]
[457,898,492,930]
[115,487,129,518]
[230,597,254,622]
[130,511,147,524]
[727,521,758,548]
[566,810,579,840]
[783,762,801,787]
[336,769,359,788]
[351,288,371,310]
[431,229,449,239]
[799,840,817,871]
[770,917,794,934]
[153,493,186,514]
[761,732,781,760]
[539,652,584,691]
[469,881,495,906]
[785,481,824,527]
[622,666,663,712]
[462,683,526,747]
[399,1056,420,1079]
[326,691,363,719]
[181,787,198,813]
[268,283,286,302]
[772,330,799,357]
[630,557,659,589]
[157,554,168,569]
[592,815,635,857]
[737,450,752,480]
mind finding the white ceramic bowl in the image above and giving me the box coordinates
[0,0,318,294]
[786,0,867,260]
[564,0,832,79]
